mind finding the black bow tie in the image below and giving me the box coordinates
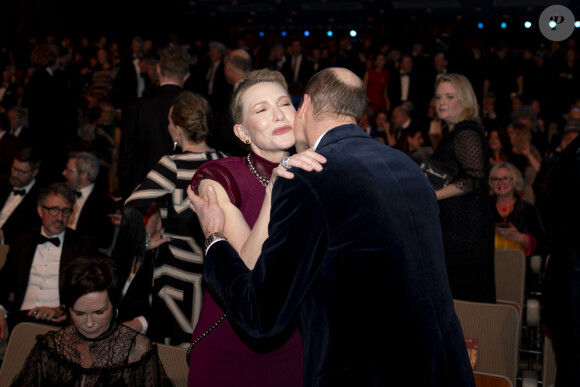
[12,189,25,196]
[74,190,82,198]
[37,235,61,247]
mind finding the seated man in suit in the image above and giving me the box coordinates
[7,106,33,150]
[0,183,96,342]
[189,67,474,385]
[0,147,42,245]
[391,103,430,147]
[62,151,117,250]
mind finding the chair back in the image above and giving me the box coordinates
[0,244,9,271]
[494,248,526,316]
[473,371,513,387]
[542,334,557,387]
[0,322,59,387]
[454,299,520,385]
[156,343,188,387]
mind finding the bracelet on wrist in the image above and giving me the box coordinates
[203,232,227,251]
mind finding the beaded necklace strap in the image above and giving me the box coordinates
[247,153,270,187]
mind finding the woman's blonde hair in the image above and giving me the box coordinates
[435,73,480,124]
[489,162,525,195]
[229,68,289,125]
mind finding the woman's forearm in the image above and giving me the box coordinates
[435,183,466,200]
[239,189,272,269]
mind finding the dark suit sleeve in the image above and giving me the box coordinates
[204,174,328,338]
[0,239,18,307]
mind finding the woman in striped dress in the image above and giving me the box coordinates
[121,91,227,346]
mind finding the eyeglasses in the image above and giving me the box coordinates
[42,205,73,217]
[11,167,32,175]
[63,168,78,174]
[491,176,513,183]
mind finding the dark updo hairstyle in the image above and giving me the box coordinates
[170,91,211,144]
[61,256,120,311]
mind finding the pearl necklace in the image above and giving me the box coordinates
[247,153,270,186]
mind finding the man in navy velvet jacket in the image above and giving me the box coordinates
[190,67,474,386]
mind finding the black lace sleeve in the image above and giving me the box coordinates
[11,325,174,386]
[10,336,43,386]
[452,121,490,194]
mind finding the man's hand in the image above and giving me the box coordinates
[266,149,325,195]
[28,306,67,323]
[187,185,226,239]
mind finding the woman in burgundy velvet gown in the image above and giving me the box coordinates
[187,69,325,386]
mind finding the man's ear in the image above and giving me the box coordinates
[181,72,190,87]
[297,93,311,119]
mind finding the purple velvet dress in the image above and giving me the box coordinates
[188,152,304,387]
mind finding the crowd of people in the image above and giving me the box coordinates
[0,30,579,385]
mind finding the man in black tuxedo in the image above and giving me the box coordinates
[22,44,77,185]
[62,151,116,250]
[281,39,315,88]
[0,183,95,341]
[110,36,145,117]
[190,67,474,385]
[210,48,253,156]
[391,104,431,147]
[7,106,33,150]
[0,112,16,186]
[387,54,426,120]
[0,147,42,245]
[117,45,192,201]
[203,41,231,117]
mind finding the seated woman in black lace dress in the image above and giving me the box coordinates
[11,256,173,386]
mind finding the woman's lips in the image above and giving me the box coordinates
[273,125,292,135]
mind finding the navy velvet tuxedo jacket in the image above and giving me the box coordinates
[204,124,474,386]
[0,227,96,313]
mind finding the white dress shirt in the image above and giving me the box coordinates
[400,71,410,102]
[20,229,65,310]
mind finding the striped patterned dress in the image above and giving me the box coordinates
[124,150,227,346]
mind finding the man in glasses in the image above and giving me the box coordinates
[0,182,96,342]
[0,147,42,245]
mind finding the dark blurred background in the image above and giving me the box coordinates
[2,0,579,52]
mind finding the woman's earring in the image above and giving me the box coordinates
[173,137,179,151]
[115,308,119,318]
[245,139,250,144]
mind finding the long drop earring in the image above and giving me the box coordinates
[173,137,179,151]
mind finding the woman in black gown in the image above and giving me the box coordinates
[430,73,496,303]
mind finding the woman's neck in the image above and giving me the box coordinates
[496,194,515,206]
[182,140,213,153]
[496,195,515,215]
[251,148,289,164]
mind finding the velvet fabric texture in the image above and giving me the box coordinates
[204,124,474,386]
[188,152,303,386]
